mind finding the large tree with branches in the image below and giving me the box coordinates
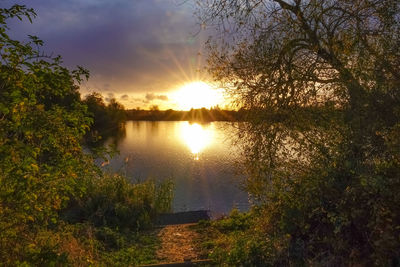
[200,0,400,264]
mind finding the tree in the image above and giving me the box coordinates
[83,93,126,146]
[0,5,173,265]
[200,0,400,264]
[0,5,94,264]
[107,97,127,127]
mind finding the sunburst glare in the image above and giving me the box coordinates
[180,122,213,160]
[172,81,224,110]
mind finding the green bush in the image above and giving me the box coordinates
[213,208,252,233]
[62,175,174,231]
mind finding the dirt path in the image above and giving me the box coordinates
[156,224,202,263]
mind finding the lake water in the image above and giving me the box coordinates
[102,121,249,215]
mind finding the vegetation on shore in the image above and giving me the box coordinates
[83,92,127,145]
[126,106,244,122]
[2,0,400,265]
[193,209,255,265]
[0,5,172,265]
[198,0,400,265]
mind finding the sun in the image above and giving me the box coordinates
[172,81,223,110]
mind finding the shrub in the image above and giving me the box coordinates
[62,175,174,231]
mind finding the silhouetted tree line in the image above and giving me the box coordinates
[82,93,248,145]
[126,106,246,122]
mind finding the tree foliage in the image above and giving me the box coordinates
[0,5,172,265]
[200,0,400,264]
[84,92,126,132]
[83,92,127,145]
[0,4,95,263]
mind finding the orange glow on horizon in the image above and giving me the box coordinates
[172,81,224,111]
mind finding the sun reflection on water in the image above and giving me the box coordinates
[180,123,213,160]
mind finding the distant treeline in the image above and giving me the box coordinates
[126,107,246,122]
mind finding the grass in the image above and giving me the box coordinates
[54,222,162,266]
[98,228,161,266]
[190,209,254,265]
[55,174,173,266]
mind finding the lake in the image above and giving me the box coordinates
[101,121,249,215]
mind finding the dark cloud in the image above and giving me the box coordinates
[105,92,115,102]
[145,93,169,101]
[5,0,210,108]
[120,94,129,100]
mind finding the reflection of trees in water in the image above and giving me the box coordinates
[150,121,159,135]
[83,92,127,149]
[85,123,126,153]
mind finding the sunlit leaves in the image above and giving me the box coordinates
[0,4,94,264]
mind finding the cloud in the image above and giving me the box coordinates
[145,93,169,101]
[6,0,209,108]
[120,94,129,100]
[105,92,115,102]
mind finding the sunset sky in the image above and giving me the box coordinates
[5,0,223,110]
